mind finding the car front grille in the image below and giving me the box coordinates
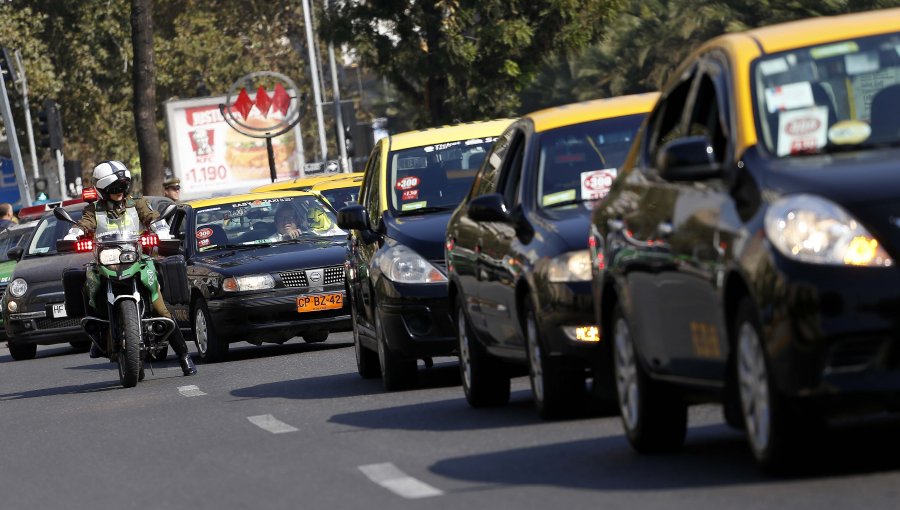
[35,317,82,330]
[280,266,344,287]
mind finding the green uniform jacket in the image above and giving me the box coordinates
[76,197,159,233]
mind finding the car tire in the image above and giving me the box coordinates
[8,342,37,361]
[352,300,380,379]
[302,330,329,343]
[524,301,584,419]
[734,298,813,472]
[612,303,687,453]
[456,294,510,408]
[70,340,91,353]
[194,299,227,363]
[375,305,416,391]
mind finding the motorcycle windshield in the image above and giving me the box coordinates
[95,209,141,243]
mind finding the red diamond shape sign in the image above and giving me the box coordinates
[255,86,272,118]
[271,83,291,117]
[233,88,253,120]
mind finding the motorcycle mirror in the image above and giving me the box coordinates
[53,206,76,224]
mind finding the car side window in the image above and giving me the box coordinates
[646,67,697,165]
[497,131,526,207]
[685,60,730,163]
[470,129,512,198]
[362,145,382,226]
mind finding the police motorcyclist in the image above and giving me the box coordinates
[66,161,197,376]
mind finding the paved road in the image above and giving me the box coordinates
[2,334,900,510]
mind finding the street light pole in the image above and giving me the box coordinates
[301,0,328,164]
[14,50,40,180]
[324,0,349,173]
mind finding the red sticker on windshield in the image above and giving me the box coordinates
[402,189,419,201]
[196,227,213,239]
[395,176,420,190]
[198,239,211,248]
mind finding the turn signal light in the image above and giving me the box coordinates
[82,187,99,202]
[140,234,159,247]
[75,239,94,252]
[575,326,600,342]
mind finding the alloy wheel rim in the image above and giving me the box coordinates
[458,311,472,391]
[527,315,544,403]
[738,322,771,454]
[195,309,208,355]
[614,317,639,431]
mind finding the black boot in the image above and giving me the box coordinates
[89,341,104,359]
[179,354,197,376]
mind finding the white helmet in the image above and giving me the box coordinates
[93,160,132,201]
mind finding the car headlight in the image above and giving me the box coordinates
[9,278,27,297]
[547,250,592,282]
[99,248,122,266]
[764,194,893,267]
[222,274,275,292]
[378,244,447,284]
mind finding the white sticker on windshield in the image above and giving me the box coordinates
[401,201,427,211]
[759,58,789,76]
[776,106,828,156]
[765,82,814,113]
[845,52,879,75]
[580,169,617,201]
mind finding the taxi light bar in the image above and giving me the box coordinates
[76,239,94,252]
[140,234,159,247]
[17,204,49,220]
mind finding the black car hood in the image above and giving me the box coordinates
[192,239,347,275]
[749,146,900,206]
[384,211,451,260]
[535,205,593,252]
[15,251,93,283]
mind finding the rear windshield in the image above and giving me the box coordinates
[753,31,900,157]
[318,185,360,211]
[26,211,84,257]
[388,137,496,214]
[538,114,645,207]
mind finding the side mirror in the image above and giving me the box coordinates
[337,204,371,231]
[160,203,178,221]
[6,246,23,261]
[467,193,509,222]
[53,207,76,225]
[657,135,723,181]
[168,207,187,239]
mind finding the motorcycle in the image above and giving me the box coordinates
[54,205,187,388]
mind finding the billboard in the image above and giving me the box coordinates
[165,94,305,200]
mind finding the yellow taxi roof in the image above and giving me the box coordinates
[388,118,515,151]
[188,190,315,209]
[745,8,900,54]
[312,174,364,191]
[526,92,660,133]
[250,173,343,193]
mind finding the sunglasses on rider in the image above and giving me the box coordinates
[166,185,181,191]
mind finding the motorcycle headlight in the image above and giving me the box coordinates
[222,274,275,292]
[119,250,138,264]
[547,250,592,282]
[764,194,893,267]
[378,244,447,284]
[99,248,122,266]
[9,278,27,298]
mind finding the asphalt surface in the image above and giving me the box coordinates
[2,334,900,510]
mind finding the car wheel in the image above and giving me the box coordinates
[735,298,805,472]
[302,330,329,343]
[525,301,583,419]
[352,300,380,379]
[194,300,227,363]
[456,294,510,407]
[612,304,686,453]
[375,305,416,391]
[8,342,37,361]
[70,340,91,353]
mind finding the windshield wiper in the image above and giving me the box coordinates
[543,199,585,208]
[397,205,453,215]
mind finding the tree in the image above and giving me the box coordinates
[324,0,625,127]
[132,0,164,195]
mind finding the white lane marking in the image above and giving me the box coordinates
[247,414,299,434]
[177,385,206,397]
[358,463,444,499]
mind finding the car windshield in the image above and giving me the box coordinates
[388,137,496,214]
[0,226,31,261]
[193,195,344,252]
[753,31,900,157]
[538,114,646,207]
[318,185,360,211]
[26,211,84,257]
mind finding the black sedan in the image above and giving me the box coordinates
[446,95,656,417]
[165,191,350,363]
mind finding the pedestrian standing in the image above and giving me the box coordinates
[0,203,15,230]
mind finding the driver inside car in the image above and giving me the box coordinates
[67,160,197,376]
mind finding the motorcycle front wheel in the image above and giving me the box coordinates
[116,300,142,388]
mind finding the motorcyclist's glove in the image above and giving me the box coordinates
[150,220,172,240]
[64,227,84,241]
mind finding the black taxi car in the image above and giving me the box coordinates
[590,10,900,470]
[338,119,513,390]
[446,94,657,417]
[165,191,349,363]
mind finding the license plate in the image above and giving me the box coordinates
[51,303,68,318]
[297,293,343,313]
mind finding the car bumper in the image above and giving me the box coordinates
[207,286,351,342]
[3,312,87,345]
[376,279,455,359]
[535,281,603,367]
[760,253,900,408]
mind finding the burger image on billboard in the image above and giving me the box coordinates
[224,115,298,181]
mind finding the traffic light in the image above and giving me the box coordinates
[0,47,17,84]
[37,99,63,151]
